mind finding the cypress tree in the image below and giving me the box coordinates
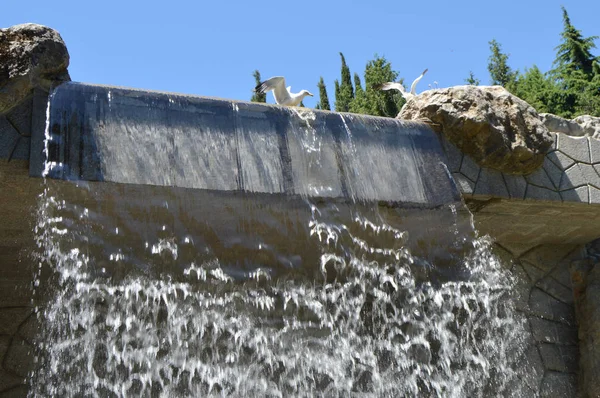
[487,40,516,87]
[334,80,341,111]
[350,73,368,114]
[317,76,331,111]
[250,70,266,103]
[335,53,355,112]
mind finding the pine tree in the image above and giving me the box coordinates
[317,76,331,111]
[487,40,516,87]
[465,71,480,86]
[549,7,600,117]
[335,53,355,112]
[250,70,266,103]
[362,55,404,117]
[551,6,599,78]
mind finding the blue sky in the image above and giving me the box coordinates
[3,0,600,108]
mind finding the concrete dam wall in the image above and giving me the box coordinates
[38,82,460,207]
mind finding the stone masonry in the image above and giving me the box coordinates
[442,130,600,397]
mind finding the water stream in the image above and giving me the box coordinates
[29,86,528,397]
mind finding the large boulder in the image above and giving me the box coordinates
[0,23,70,114]
[399,85,553,175]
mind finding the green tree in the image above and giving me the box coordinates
[349,73,368,114]
[465,71,480,86]
[551,6,599,79]
[362,55,404,117]
[317,76,331,110]
[250,70,266,103]
[335,53,355,112]
[547,7,599,117]
[487,39,517,87]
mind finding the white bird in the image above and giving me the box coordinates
[254,76,314,106]
[376,69,429,100]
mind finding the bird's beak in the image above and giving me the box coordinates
[308,92,314,97]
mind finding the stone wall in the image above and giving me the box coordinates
[442,130,600,397]
[0,160,43,396]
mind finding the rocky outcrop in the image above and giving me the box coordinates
[399,85,553,175]
[571,247,600,398]
[0,23,70,114]
[540,113,600,138]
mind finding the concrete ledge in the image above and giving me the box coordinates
[41,82,461,207]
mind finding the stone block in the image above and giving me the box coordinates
[16,313,39,345]
[539,343,566,372]
[4,337,34,378]
[543,157,563,189]
[521,260,546,282]
[452,173,474,195]
[503,174,527,199]
[512,263,532,312]
[529,287,556,319]
[547,151,575,170]
[460,154,480,182]
[540,372,577,398]
[526,167,555,190]
[441,137,463,172]
[551,265,573,290]
[0,385,28,397]
[560,163,600,190]
[529,316,577,345]
[0,117,21,160]
[0,308,31,336]
[589,137,600,164]
[537,276,574,304]
[525,184,562,202]
[29,88,49,176]
[521,245,581,272]
[518,341,546,392]
[558,135,591,164]
[5,95,33,137]
[473,169,509,198]
[590,186,600,204]
[0,370,24,393]
[560,186,589,203]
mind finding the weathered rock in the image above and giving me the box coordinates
[0,23,70,114]
[399,85,553,175]
[540,113,600,139]
[539,113,586,136]
[573,115,600,139]
[570,257,600,398]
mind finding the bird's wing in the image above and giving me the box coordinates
[254,76,291,104]
[410,69,428,95]
[376,82,406,93]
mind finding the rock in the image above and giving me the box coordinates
[399,85,553,175]
[570,257,600,398]
[573,115,600,139]
[539,113,585,136]
[0,23,70,114]
[539,113,600,139]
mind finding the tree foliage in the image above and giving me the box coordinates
[465,71,480,86]
[250,70,266,103]
[487,40,516,87]
[335,53,355,112]
[317,76,331,111]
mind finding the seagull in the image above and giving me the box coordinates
[254,76,314,106]
[376,69,429,100]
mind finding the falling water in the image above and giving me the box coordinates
[30,87,528,397]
